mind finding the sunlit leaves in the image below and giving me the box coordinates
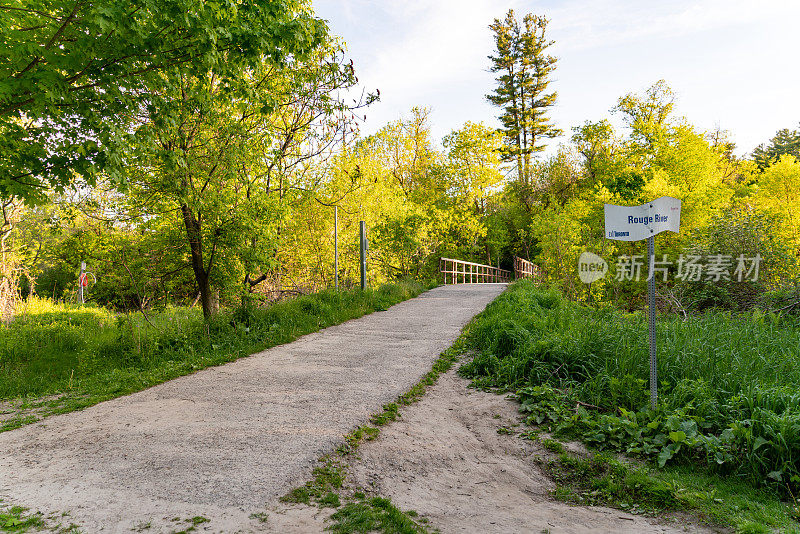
[0,0,327,203]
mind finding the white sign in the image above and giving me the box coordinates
[578,252,608,283]
[604,196,681,242]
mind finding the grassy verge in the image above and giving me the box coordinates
[1,282,426,431]
[278,333,470,533]
[459,280,800,532]
[528,440,800,533]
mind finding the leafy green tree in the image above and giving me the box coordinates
[0,0,326,204]
[122,39,366,318]
[442,122,505,212]
[756,155,800,253]
[369,107,440,198]
[487,9,561,185]
[752,125,800,170]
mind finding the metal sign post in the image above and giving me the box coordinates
[647,235,657,408]
[359,221,367,290]
[334,206,339,291]
[604,196,682,410]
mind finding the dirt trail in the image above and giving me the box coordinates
[338,366,715,534]
[0,284,506,532]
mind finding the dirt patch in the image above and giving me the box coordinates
[341,366,715,534]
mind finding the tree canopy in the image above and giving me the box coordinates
[0,0,326,203]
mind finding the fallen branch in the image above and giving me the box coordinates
[574,400,604,415]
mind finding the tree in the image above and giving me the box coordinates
[443,122,506,263]
[756,155,800,253]
[487,10,561,186]
[370,107,440,198]
[752,125,800,170]
[0,0,326,204]
[442,122,505,211]
[122,41,367,318]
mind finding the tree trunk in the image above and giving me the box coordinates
[180,203,215,319]
[197,271,213,318]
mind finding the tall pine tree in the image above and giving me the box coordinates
[487,10,561,185]
[752,124,800,170]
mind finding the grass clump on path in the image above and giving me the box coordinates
[0,505,43,532]
[459,280,800,532]
[0,282,425,431]
[327,496,425,534]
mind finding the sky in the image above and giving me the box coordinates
[312,0,800,157]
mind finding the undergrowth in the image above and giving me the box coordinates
[460,280,800,531]
[0,283,425,431]
[538,452,681,514]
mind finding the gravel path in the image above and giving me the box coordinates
[0,284,505,532]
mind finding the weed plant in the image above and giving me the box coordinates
[0,283,424,429]
[459,280,800,496]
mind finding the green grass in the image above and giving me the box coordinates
[0,505,43,532]
[326,497,425,534]
[280,461,346,505]
[539,452,682,513]
[459,280,800,531]
[655,465,800,533]
[0,283,426,430]
[539,451,800,533]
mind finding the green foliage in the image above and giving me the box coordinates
[540,438,565,454]
[460,282,800,496]
[302,109,503,288]
[518,81,781,307]
[487,9,561,183]
[281,461,345,505]
[540,453,681,513]
[753,125,800,171]
[0,504,44,532]
[0,0,326,203]
[755,155,800,256]
[679,205,798,311]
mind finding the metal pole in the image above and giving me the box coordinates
[78,261,85,305]
[359,221,367,290]
[647,235,657,409]
[334,206,339,291]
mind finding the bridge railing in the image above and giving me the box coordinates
[513,256,542,281]
[439,257,512,284]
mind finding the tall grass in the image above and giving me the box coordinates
[460,280,800,493]
[0,283,425,422]
[462,280,800,401]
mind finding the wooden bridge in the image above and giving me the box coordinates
[439,256,541,284]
